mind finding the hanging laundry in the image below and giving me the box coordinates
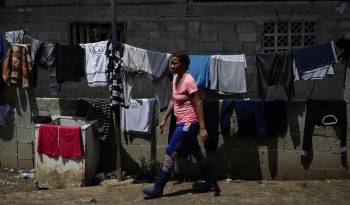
[219,99,287,138]
[203,99,220,150]
[24,36,42,87]
[122,44,172,109]
[35,42,60,96]
[121,98,156,134]
[263,100,288,136]
[210,54,247,94]
[37,124,59,158]
[0,34,4,59]
[37,124,84,158]
[188,55,210,88]
[123,44,170,78]
[24,36,60,94]
[233,99,267,138]
[24,36,42,67]
[2,44,32,88]
[292,41,337,80]
[5,30,24,44]
[298,64,335,80]
[59,126,84,158]
[256,51,294,100]
[219,99,235,132]
[106,39,126,108]
[152,72,173,110]
[335,37,350,66]
[302,100,347,157]
[0,104,11,125]
[76,98,112,141]
[56,44,85,83]
[80,41,108,87]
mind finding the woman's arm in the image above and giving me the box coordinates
[158,98,174,133]
[190,91,208,142]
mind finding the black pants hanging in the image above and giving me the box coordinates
[302,100,347,154]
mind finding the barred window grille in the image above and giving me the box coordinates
[263,21,315,53]
[69,22,127,45]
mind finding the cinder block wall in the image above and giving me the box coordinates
[1,0,350,179]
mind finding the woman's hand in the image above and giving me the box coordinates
[199,127,208,142]
[158,118,166,134]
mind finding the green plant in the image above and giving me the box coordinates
[137,157,161,181]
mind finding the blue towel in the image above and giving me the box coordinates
[292,41,337,74]
[188,55,210,88]
[0,34,4,59]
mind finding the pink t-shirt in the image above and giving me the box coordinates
[172,73,199,123]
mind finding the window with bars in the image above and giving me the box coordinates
[69,22,127,45]
[263,21,316,53]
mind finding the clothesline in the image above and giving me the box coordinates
[0,30,346,109]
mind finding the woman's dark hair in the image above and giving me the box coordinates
[171,52,190,70]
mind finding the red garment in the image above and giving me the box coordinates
[59,126,83,158]
[37,124,59,158]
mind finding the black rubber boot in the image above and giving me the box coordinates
[192,165,221,196]
[142,170,170,199]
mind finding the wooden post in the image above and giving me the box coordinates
[110,0,122,181]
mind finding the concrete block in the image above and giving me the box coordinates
[238,33,256,42]
[311,133,340,153]
[277,150,303,169]
[18,159,34,169]
[185,41,200,53]
[325,168,350,179]
[223,42,242,52]
[242,42,257,54]
[306,152,344,169]
[139,22,160,31]
[218,32,237,42]
[16,127,34,143]
[122,144,152,164]
[161,31,186,40]
[166,39,188,52]
[165,23,186,32]
[201,23,235,32]
[200,31,218,42]
[187,21,200,40]
[237,22,256,33]
[0,140,18,155]
[200,42,223,52]
[25,21,53,32]
[149,31,161,39]
[121,132,152,146]
[0,155,18,169]
[18,143,34,160]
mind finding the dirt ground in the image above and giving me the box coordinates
[1,168,350,205]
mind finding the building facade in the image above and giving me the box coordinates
[0,0,350,179]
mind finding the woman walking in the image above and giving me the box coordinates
[142,52,220,199]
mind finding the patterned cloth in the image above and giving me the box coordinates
[2,44,32,88]
[76,98,112,141]
[106,39,125,108]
